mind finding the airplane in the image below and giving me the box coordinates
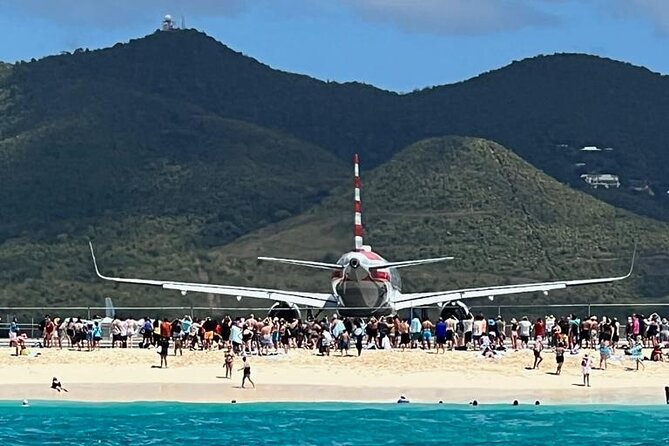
[89,154,635,319]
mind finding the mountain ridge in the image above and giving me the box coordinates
[1,31,669,308]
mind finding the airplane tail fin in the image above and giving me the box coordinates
[353,153,365,251]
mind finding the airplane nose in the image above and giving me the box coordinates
[349,258,360,269]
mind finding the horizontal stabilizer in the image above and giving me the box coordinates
[257,256,344,271]
[371,256,454,270]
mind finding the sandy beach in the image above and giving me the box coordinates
[0,346,667,405]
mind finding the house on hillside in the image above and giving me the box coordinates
[581,173,620,189]
[629,179,655,196]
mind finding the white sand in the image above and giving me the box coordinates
[0,347,665,404]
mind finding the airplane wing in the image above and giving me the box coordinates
[89,242,335,308]
[392,250,636,310]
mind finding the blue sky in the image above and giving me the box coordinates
[0,0,667,92]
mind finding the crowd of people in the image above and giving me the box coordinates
[5,311,668,361]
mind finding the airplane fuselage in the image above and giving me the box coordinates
[331,250,401,317]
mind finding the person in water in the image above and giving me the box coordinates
[240,356,255,389]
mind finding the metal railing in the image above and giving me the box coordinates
[2,302,669,338]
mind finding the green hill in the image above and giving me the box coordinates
[2,30,668,221]
[2,31,669,309]
[0,115,348,306]
[204,137,669,306]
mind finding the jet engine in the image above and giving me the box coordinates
[267,301,302,321]
[440,300,471,320]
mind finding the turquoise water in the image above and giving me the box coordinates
[1,402,667,445]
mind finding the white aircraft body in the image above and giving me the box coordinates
[90,154,634,317]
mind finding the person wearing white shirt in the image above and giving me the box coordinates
[518,317,532,349]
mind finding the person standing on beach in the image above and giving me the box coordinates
[509,318,519,350]
[434,318,446,354]
[339,329,350,356]
[459,313,471,349]
[171,319,183,356]
[446,315,458,351]
[240,356,255,388]
[532,336,544,369]
[598,340,611,369]
[158,338,169,368]
[224,347,234,378]
[353,321,364,356]
[518,317,532,349]
[581,354,592,387]
[555,342,565,375]
[630,338,645,371]
[409,315,421,349]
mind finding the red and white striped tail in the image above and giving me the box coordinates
[353,153,363,251]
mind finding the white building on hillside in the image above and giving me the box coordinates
[581,174,620,189]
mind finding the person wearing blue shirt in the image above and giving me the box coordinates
[92,321,103,350]
[435,318,447,353]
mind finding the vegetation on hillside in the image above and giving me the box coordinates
[2,31,667,220]
[209,137,669,306]
[1,30,669,309]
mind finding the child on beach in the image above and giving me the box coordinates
[532,336,544,369]
[599,341,611,369]
[581,354,592,387]
[629,338,645,371]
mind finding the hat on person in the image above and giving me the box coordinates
[591,316,597,321]
[510,318,517,323]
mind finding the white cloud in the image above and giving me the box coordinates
[340,0,560,35]
[606,0,669,36]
